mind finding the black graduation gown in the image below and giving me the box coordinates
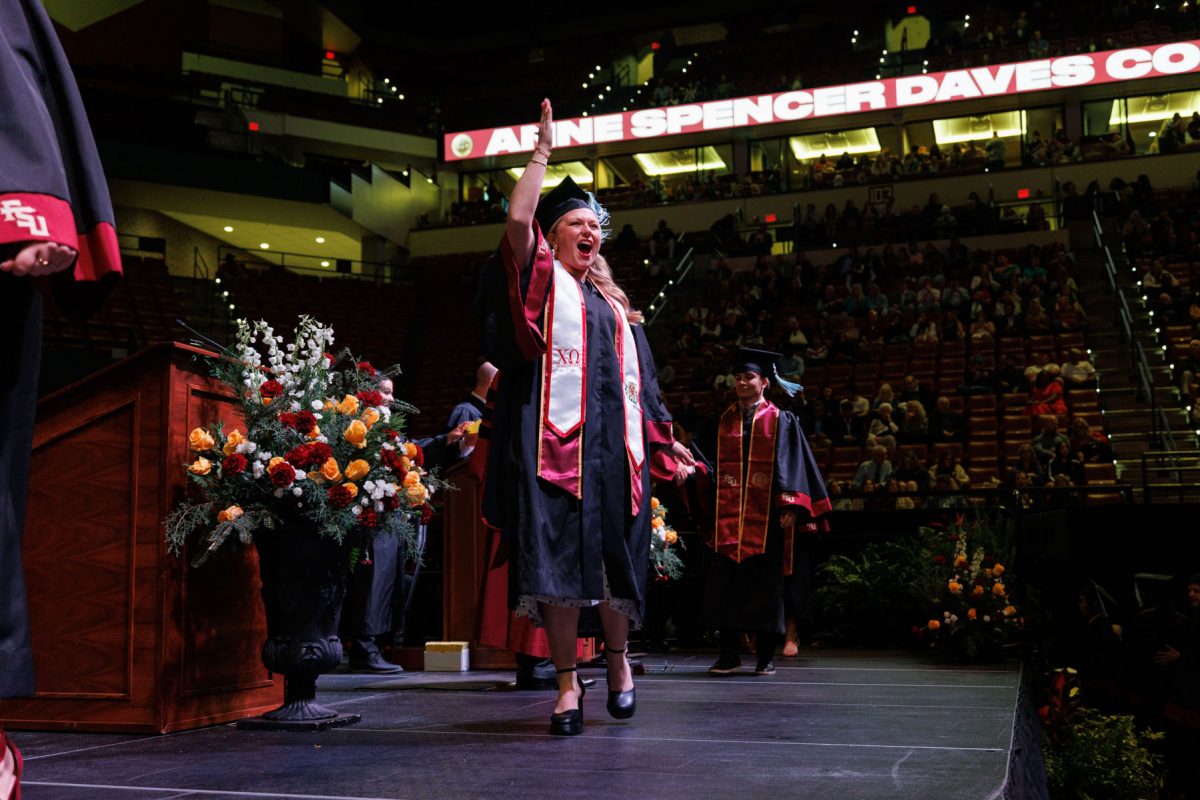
[693,405,830,636]
[477,227,672,624]
[1,0,122,699]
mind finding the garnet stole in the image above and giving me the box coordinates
[538,260,645,515]
[712,401,778,563]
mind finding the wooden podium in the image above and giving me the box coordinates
[0,343,282,733]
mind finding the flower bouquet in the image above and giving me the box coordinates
[165,316,443,565]
[918,514,1022,660]
[164,316,446,729]
[649,497,684,581]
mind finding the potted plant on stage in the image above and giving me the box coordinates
[165,316,440,730]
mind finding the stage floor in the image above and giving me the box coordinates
[14,649,1021,800]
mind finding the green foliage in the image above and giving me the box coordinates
[1044,708,1164,799]
[649,499,685,581]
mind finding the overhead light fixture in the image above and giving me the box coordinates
[398,94,405,100]
[508,161,594,188]
[259,243,270,249]
[223,225,234,232]
[633,147,726,176]
[315,236,325,244]
[321,260,330,267]
[383,78,390,84]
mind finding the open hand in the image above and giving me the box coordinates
[536,98,554,155]
[1,241,77,277]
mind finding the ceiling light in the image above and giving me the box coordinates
[398,93,405,100]
[223,225,233,232]
[377,98,383,104]
[259,243,269,249]
[383,78,390,84]
[315,236,325,244]
[582,82,588,88]
[321,260,330,267]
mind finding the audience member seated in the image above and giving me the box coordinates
[827,399,867,446]
[929,395,967,442]
[1027,369,1068,416]
[1047,440,1086,485]
[897,399,929,444]
[852,445,893,490]
[1062,348,1097,385]
[1009,442,1048,485]
[929,450,971,489]
[1032,415,1069,465]
[1069,418,1114,463]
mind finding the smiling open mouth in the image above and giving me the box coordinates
[577,241,593,254]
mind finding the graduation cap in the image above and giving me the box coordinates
[534,176,611,240]
[732,347,803,397]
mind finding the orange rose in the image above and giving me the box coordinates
[928,619,941,630]
[361,408,381,427]
[993,582,1006,597]
[405,483,428,505]
[651,516,665,529]
[217,504,244,523]
[324,398,336,411]
[344,459,370,482]
[222,429,246,456]
[403,442,419,458]
[343,419,368,448]
[398,455,412,473]
[307,425,322,440]
[992,563,1005,576]
[948,580,962,594]
[971,585,985,598]
[954,555,969,568]
[268,456,287,469]
[967,608,978,621]
[336,394,360,416]
[402,469,421,487]
[189,427,215,451]
[1003,604,1017,617]
[188,456,212,475]
[664,529,678,545]
[651,497,661,510]
[320,458,342,483]
[343,482,359,499]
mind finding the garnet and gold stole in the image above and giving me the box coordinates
[712,401,778,563]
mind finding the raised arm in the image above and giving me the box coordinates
[505,98,554,266]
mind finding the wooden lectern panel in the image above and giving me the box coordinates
[1,344,282,733]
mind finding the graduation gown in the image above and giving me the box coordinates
[476,223,672,624]
[694,401,831,635]
[1,0,122,699]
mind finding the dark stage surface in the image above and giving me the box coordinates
[13,650,1022,800]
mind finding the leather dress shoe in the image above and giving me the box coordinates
[708,654,742,675]
[549,668,585,736]
[350,651,404,673]
[604,646,636,720]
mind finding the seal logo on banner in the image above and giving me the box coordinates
[450,134,474,159]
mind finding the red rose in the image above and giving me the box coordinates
[222,453,248,474]
[355,361,374,373]
[933,554,947,565]
[383,495,401,512]
[280,410,317,435]
[380,447,404,472]
[323,352,336,363]
[380,428,402,440]
[357,390,384,408]
[419,503,433,524]
[259,379,284,400]
[361,508,379,529]
[327,484,355,509]
[268,461,294,487]
[285,442,333,469]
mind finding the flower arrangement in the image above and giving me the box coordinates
[165,316,444,565]
[649,497,684,581]
[917,514,1022,660]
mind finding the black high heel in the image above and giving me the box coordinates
[548,667,584,736]
[604,646,636,720]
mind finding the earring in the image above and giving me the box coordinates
[552,242,559,258]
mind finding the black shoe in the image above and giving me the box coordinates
[708,655,742,675]
[549,667,585,736]
[604,646,636,720]
[350,650,404,674]
[754,660,776,676]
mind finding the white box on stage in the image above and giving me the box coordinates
[423,641,470,671]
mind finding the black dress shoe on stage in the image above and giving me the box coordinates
[350,651,404,673]
[549,667,585,736]
[708,654,742,675]
[604,646,636,720]
[754,660,776,676]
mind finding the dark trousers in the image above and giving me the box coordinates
[342,532,400,657]
[0,274,39,697]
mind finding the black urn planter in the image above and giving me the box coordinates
[237,526,360,731]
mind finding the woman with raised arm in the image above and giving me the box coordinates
[476,99,694,736]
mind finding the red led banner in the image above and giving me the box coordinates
[444,40,1200,162]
